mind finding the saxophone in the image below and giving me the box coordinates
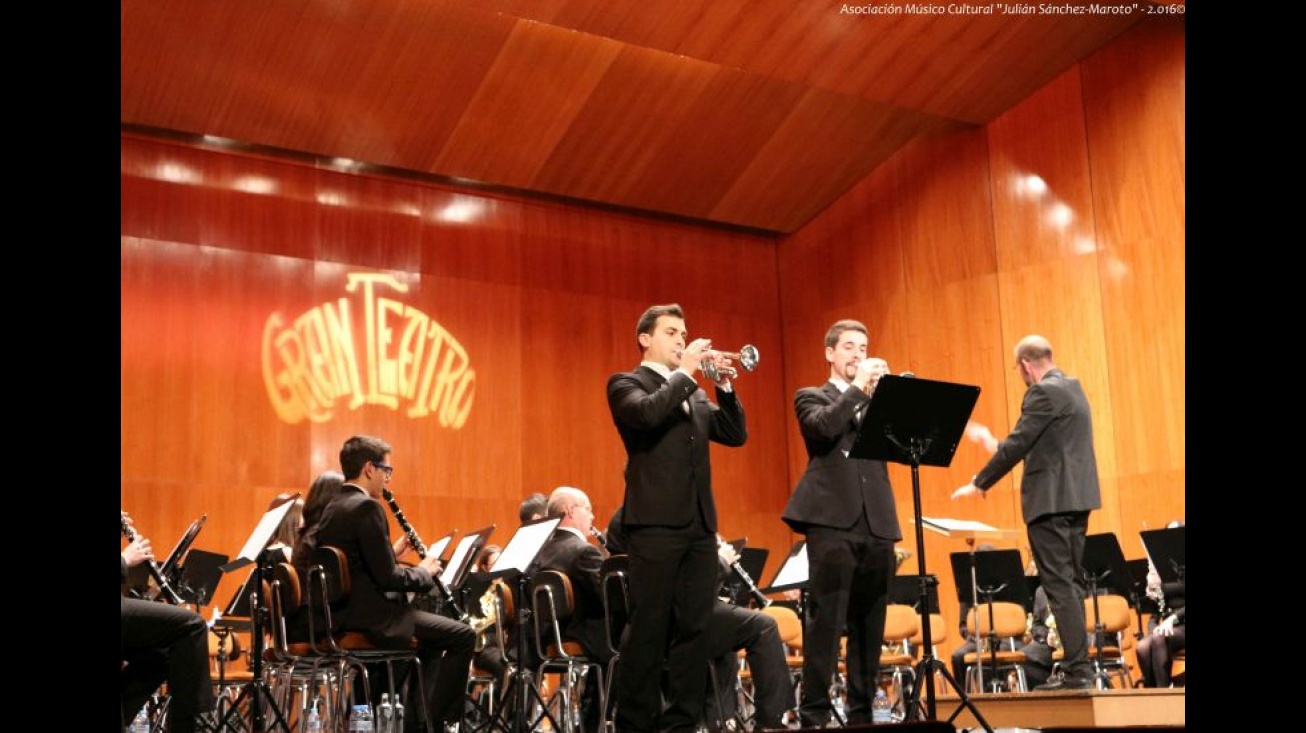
[380,488,469,622]
[470,578,510,652]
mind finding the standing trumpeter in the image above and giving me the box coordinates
[782,318,902,727]
[606,303,747,733]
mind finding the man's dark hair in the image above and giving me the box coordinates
[339,435,391,481]
[519,492,548,524]
[824,319,868,349]
[635,304,684,351]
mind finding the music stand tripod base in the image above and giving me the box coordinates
[848,375,994,733]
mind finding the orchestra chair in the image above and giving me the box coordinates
[907,612,949,718]
[759,605,805,719]
[599,555,630,733]
[962,601,1029,693]
[1052,593,1134,689]
[307,546,433,733]
[1170,649,1185,686]
[265,563,348,730]
[530,569,606,733]
[877,604,921,717]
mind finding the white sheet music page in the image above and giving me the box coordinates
[918,516,1000,535]
[770,543,809,587]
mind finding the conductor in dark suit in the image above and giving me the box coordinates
[294,435,476,729]
[781,319,902,727]
[952,334,1102,691]
[607,303,747,733]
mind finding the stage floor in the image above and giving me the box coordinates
[931,687,1185,729]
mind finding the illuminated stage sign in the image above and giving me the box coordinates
[262,273,475,427]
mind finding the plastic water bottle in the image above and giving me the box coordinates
[305,699,324,733]
[378,694,394,733]
[871,689,893,725]
[129,705,151,733]
[393,698,405,732]
[349,703,375,732]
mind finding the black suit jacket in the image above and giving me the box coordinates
[533,528,612,663]
[782,381,902,540]
[292,486,435,645]
[973,369,1101,524]
[606,365,746,531]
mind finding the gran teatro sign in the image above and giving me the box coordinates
[261,272,475,427]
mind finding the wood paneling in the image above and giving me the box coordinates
[122,0,1146,232]
[122,133,792,609]
[775,17,1184,663]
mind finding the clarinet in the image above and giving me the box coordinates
[589,527,610,557]
[380,488,468,622]
[717,534,771,608]
[120,514,187,605]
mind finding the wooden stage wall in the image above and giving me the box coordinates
[122,14,1185,653]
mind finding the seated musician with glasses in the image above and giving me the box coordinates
[293,435,475,733]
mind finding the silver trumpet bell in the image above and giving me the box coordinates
[701,344,760,381]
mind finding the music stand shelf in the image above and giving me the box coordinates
[918,517,1022,543]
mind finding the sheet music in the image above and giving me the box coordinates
[919,516,1001,533]
[441,534,479,587]
[234,500,297,562]
[770,543,809,587]
[426,534,454,563]
[490,518,561,574]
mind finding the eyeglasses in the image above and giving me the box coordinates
[372,461,394,477]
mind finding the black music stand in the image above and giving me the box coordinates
[889,575,940,614]
[1080,532,1131,686]
[848,374,991,732]
[1140,526,1186,586]
[948,549,1029,693]
[1125,558,1161,636]
[474,517,562,733]
[759,540,809,616]
[214,496,300,733]
[445,525,497,614]
[177,548,228,608]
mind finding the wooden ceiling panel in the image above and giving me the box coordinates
[122,0,1161,233]
[433,19,624,185]
[711,91,960,232]
[530,44,721,202]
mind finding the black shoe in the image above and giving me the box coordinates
[1034,675,1093,691]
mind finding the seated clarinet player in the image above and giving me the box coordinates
[121,511,215,733]
[293,436,475,733]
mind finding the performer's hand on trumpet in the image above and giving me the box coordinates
[851,356,891,395]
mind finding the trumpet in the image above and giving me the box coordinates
[701,344,760,382]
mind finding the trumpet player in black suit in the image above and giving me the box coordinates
[606,303,747,733]
[781,319,902,727]
[605,508,787,732]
